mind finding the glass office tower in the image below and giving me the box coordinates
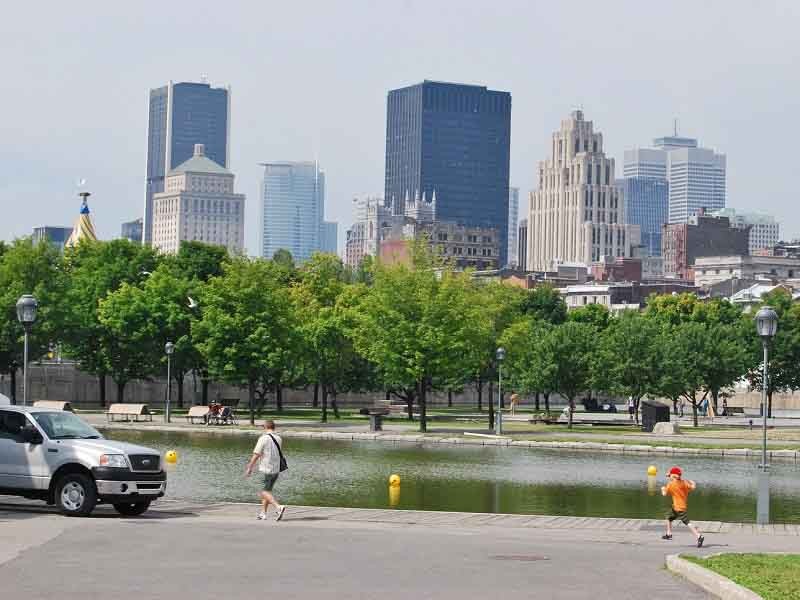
[143,81,230,243]
[384,81,512,265]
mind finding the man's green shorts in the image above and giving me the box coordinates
[667,508,690,525]
[263,473,279,491]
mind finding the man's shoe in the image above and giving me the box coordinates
[275,505,286,522]
[256,512,267,520]
[661,534,672,540]
[697,536,705,548]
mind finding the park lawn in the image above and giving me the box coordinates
[684,553,800,600]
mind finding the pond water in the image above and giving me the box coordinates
[107,429,800,523]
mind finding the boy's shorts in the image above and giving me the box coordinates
[263,473,279,491]
[667,508,690,525]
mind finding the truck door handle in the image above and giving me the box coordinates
[48,449,58,453]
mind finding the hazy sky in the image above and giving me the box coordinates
[2,1,799,251]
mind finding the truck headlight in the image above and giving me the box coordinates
[99,454,128,468]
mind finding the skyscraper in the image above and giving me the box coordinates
[321,221,339,254]
[120,218,143,243]
[527,111,640,272]
[507,187,519,267]
[665,143,726,223]
[710,208,780,254]
[517,218,528,271]
[259,162,325,262]
[151,144,245,255]
[384,80,512,264]
[143,81,230,244]
[622,148,669,257]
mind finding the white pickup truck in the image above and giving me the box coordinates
[0,406,166,516]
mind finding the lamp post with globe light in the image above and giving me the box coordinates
[165,342,175,423]
[16,295,38,406]
[495,347,506,435]
[754,306,778,524]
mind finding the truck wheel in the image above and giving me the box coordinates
[113,501,151,517]
[55,473,97,517]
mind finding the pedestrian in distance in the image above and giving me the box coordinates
[245,420,288,522]
[627,396,635,421]
[661,466,704,547]
[679,398,686,418]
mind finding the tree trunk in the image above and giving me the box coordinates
[10,369,17,405]
[176,372,184,409]
[248,379,256,425]
[201,378,209,405]
[544,392,550,413]
[534,391,540,412]
[98,373,106,408]
[406,391,415,421]
[116,381,125,404]
[488,390,495,430]
[321,386,328,423]
[567,398,574,429]
[313,383,319,408]
[276,385,283,413]
[447,390,453,407]
[634,398,640,425]
[672,398,678,416]
[711,389,719,415]
[477,379,483,412]
[418,380,428,433]
[331,390,340,419]
[692,400,699,428]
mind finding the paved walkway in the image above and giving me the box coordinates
[2,499,798,599]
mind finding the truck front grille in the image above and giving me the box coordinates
[129,454,161,472]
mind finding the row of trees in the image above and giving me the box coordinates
[0,236,795,430]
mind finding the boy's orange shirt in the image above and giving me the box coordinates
[665,479,692,511]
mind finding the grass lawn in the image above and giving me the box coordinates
[684,553,800,600]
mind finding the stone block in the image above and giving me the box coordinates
[652,421,681,435]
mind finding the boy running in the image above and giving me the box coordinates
[245,420,287,522]
[661,466,704,547]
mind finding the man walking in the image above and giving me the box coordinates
[245,420,287,521]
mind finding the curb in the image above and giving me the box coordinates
[665,554,762,600]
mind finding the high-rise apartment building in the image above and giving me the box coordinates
[507,187,519,267]
[144,81,230,244]
[151,144,245,255]
[665,143,726,224]
[527,111,640,272]
[384,80,512,264]
[120,218,143,243]
[259,162,325,262]
[710,208,780,254]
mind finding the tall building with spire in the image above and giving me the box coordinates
[527,111,640,272]
[384,80,512,264]
[143,81,230,244]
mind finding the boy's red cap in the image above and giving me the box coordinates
[669,466,682,477]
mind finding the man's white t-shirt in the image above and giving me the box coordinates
[253,433,282,474]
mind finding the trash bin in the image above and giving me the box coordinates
[640,399,670,432]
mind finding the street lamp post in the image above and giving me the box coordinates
[754,306,778,525]
[165,342,175,423]
[496,347,506,435]
[16,295,38,406]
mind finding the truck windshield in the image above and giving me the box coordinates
[32,412,103,440]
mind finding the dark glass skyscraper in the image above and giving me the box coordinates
[385,81,512,265]
[622,177,668,256]
[143,81,230,243]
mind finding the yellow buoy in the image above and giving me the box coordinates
[165,450,178,464]
[389,486,401,508]
[389,474,401,487]
[647,465,657,477]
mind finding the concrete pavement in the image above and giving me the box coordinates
[2,500,798,599]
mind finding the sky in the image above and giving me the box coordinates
[2,1,799,252]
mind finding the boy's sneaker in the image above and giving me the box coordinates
[256,511,267,521]
[697,536,705,548]
[275,505,286,522]
[661,534,672,540]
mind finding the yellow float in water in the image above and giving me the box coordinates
[165,450,178,464]
[389,474,401,487]
[647,465,657,477]
[389,486,400,508]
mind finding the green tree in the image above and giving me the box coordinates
[169,240,229,282]
[0,238,64,403]
[350,253,488,432]
[193,258,297,424]
[499,317,555,413]
[542,322,596,428]
[519,285,567,324]
[568,302,611,329]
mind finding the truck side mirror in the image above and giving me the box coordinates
[21,427,43,444]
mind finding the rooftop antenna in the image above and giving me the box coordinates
[674,118,678,137]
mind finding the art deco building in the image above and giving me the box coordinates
[151,144,245,254]
[527,111,640,272]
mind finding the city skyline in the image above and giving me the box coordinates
[2,3,799,252]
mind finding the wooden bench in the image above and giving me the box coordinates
[106,403,153,422]
[33,400,74,412]
[186,405,210,424]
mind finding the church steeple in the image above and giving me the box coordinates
[66,191,98,247]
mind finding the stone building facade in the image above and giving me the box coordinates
[661,213,749,280]
[527,111,640,272]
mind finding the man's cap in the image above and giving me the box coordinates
[669,466,682,477]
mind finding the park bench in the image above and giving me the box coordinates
[726,406,745,415]
[186,405,210,424]
[105,403,153,422]
[33,400,74,412]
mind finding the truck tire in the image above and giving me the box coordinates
[113,501,151,517]
[55,473,97,517]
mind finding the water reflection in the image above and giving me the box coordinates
[107,429,800,523]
